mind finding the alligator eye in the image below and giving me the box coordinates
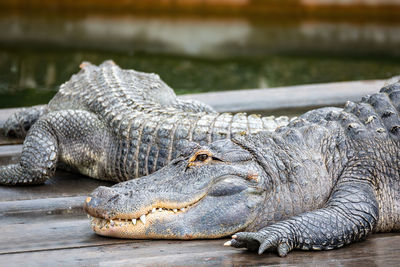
[188,150,213,167]
[195,154,208,162]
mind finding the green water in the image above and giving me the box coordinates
[1,47,400,108]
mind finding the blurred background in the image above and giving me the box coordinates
[1,0,400,108]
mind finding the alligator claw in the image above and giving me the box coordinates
[230,229,293,257]
[229,232,262,251]
[227,238,255,250]
[277,243,290,257]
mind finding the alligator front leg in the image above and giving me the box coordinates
[0,110,106,185]
[0,118,58,185]
[227,176,379,257]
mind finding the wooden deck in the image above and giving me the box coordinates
[1,84,400,266]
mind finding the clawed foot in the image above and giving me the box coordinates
[224,228,293,257]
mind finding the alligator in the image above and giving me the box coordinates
[84,81,400,257]
[0,61,290,185]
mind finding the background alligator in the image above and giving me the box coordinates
[85,81,400,257]
[0,61,290,185]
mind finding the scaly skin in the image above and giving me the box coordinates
[84,82,400,257]
[0,61,290,185]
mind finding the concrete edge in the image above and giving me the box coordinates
[180,79,394,112]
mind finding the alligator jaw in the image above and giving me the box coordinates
[88,202,198,239]
[85,192,209,239]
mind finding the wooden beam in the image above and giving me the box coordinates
[180,79,390,113]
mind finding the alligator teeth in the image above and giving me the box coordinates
[140,214,146,225]
[90,203,195,229]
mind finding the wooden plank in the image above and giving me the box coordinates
[181,79,389,113]
[1,202,399,263]
[1,227,398,266]
[0,136,22,145]
[2,198,397,265]
[0,145,21,165]
[0,170,112,202]
[0,215,141,255]
[0,145,22,156]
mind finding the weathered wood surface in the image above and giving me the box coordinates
[0,171,112,202]
[1,191,399,265]
[1,81,400,266]
[1,211,399,266]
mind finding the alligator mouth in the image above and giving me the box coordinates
[87,198,203,239]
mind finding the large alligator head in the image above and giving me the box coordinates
[84,131,328,239]
[84,138,272,239]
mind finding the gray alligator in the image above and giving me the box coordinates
[84,81,400,257]
[0,61,289,185]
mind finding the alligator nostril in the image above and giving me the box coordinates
[85,196,100,208]
[108,194,120,203]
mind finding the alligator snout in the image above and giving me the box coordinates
[84,186,120,219]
